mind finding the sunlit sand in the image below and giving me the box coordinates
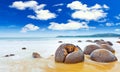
[0,37,120,72]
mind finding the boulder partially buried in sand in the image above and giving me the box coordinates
[117,41,120,44]
[55,43,84,63]
[32,52,41,58]
[86,40,93,43]
[106,41,113,46]
[84,44,101,55]
[58,41,63,43]
[78,40,82,42]
[94,40,113,46]
[90,49,117,62]
[96,40,108,45]
[100,44,115,53]
[22,47,26,50]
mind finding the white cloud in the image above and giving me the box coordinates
[103,4,109,9]
[10,1,56,20]
[21,23,39,33]
[67,1,109,21]
[57,9,62,12]
[106,23,114,26]
[53,3,64,6]
[48,20,89,30]
[115,29,120,32]
[28,10,56,20]
[9,1,38,10]
[115,14,120,20]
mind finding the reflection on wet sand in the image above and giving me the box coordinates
[1,56,119,72]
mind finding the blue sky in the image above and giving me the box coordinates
[0,0,120,37]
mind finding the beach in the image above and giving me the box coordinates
[0,37,120,72]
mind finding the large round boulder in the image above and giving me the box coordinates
[55,43,84,63]
[64,50,84,63]
[100,44,115,53]
[84,44,101,55]
[90,49,117,62]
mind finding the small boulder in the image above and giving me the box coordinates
[117,41,120,44]
[100,44,115,53]
[22,47,26,50]
[55,43,84,63]
[78,40,82,42]
[86,40,93,42]
[4,55,9,57]
[84,44,101,55]
[10,54,15,56]
[94,40,100,43]
[58,41,63,43]
[90,49,117,62]
[96,40,108,45]
[32,52,41,58]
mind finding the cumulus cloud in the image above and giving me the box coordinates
[106,23,114,26]
[48,20,89,30]
[21,23,39,33]
[115,29,120,32]
[9,1,38,10]
[67,1,109,21]
[10,1,56,20]
[28,10,56,20]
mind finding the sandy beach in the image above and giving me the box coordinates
[0,37,120,72]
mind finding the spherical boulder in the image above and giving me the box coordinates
[84,44,101,55]
[96,40,108,45]
[117,41,120,44]
[106,41,113,46]
[78,40,82,42]
[64,51,84,63]
[90,49,117,62]
[32,52,41,58]
[86,40,93,42]
[55,43,84,63]
[100,44,115,53]
[94,40,100,43]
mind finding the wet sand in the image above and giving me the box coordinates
[0,55,120,72]
[0,37,120,72]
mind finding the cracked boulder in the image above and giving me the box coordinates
[55,43,84,63]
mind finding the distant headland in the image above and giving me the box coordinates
[56,33,120,38]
